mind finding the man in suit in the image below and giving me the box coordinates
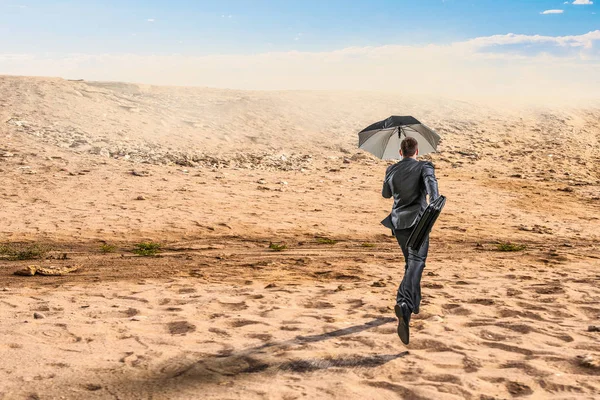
[382,136,439,344]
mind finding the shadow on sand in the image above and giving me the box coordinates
[102,317,407,396]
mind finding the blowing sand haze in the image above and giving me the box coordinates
[1,75,599,399]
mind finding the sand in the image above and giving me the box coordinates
[1,75,599,399]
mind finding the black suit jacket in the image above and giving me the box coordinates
[381,158,439,231]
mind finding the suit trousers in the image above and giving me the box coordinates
[394,228,429,315]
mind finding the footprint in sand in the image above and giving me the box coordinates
[362,381,421,399]
[462,356,482,373]
[500,361,547,377]
[478,329,510,342]
[302,314,336,323]
[167,321,196,335]
[538,379,584,395]
[482,342,534,356]
[36,324,82,343]
[208,327,230,337]
[177,287,197,294]
[494,321,534,334]
[506,381,533,397]
[122,308,139,317]
[218,300,248,311]
[303,300,335,309]
[246,333,273,342]
[422,374,462,385]
[347,299,366,309]
[281,325,301,331]
[228,319,263,328]
[467,298,496,306]
[498,308,543,321]
[442,303,472,316]
[408,339,453,352]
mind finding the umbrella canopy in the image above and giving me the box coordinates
[358,116,440,160]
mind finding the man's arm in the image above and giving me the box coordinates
[382,166,393,199]
[422,161,439,202]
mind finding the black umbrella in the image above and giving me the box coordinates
[358,116,440,160]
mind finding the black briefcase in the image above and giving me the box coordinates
[407,195,446,251]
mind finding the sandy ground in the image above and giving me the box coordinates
[1,76,600,399]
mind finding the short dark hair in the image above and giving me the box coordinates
[401,137,418,157]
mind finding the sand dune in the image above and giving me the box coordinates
[1,76,599,399]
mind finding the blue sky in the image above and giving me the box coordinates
[0,0,598,55]
[0,1,598,97]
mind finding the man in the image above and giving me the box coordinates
[381,136,439,345]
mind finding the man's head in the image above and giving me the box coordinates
[400,137,419,158]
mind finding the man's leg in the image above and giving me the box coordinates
[394,228,410,269]
[393,228,413,344]
[395,231,429,315]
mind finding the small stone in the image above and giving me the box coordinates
[578,354,600,370]
[33,312,46,319]
[588,325,600,332]
[135,195,146,201]
[14,266,37,276]
[427,315,444,322]
[335,284,347,292]
[265,283,277,289]
[120,353,139,365]
[371,281,386,287]
[1,152,14,157]
[558,187,574,193]
[1,287,9,291]
[257,179,266,184]
[131,170,150,177]
[84,384,102,391]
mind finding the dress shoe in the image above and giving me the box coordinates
[394,302,411,345]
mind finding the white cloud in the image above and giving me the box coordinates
[0,31,598,101]
[463,30,600,49]
[147,18,155,22]
[541,9,564,14]
[573,0,593,4]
